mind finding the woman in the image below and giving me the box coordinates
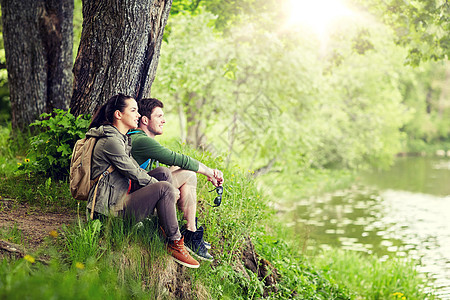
[86,93,199,268]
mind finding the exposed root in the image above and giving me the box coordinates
[241,236,279,297]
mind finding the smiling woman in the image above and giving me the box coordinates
[284,0,355,37]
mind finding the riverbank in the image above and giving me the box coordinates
[0,150,438,299]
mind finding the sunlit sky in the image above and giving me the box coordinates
[284,0,355,38]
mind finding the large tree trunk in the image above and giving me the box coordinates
[70,0,172,116]
[1,0,73,129]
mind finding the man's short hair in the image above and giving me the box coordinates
[139,98,164,119]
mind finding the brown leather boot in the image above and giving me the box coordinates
[167,236,200,268]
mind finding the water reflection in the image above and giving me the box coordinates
[287,157,450,299]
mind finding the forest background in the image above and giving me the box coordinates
[0,0,449,197]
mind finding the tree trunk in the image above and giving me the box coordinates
[1,0,73,129]
[70,0,172,116]
[185,94,206,149]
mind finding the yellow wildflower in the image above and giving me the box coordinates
[75,262,85,270]
[24,255,35,264]
[17,163,22,166]
[24,158,30,162]
[49,230,58,238]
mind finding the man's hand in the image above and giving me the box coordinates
[207,169,224,187]
[198,163,224,186]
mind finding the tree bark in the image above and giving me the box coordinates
[70,0,172,116]
[1,0,73,129]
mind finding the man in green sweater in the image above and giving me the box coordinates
[129,98,224,261]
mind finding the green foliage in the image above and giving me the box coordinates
[0,21,9,125]
[311,248,436,299]
[61,217,104,264]
[256,236,350,299]
[397,60,450,151]
[170,0,278,31]
[0,223,23,245]
[73,0,83,62]
[154,12,419,177]
[209,264,266,299]
[0,176,76,210]
[0,127,20,176]
[0,257,146,300]
[356,0,450,64]
[0,125,30,163]
[20,109,90,179]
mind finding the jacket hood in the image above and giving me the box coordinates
[86,125,122,139]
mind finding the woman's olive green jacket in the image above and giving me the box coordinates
[86,125,158,216]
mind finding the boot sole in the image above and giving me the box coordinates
[171,256,200,268]
[185,245,214,262]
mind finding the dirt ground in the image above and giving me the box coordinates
[0,198,77,251]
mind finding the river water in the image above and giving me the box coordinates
[286,156,450,299]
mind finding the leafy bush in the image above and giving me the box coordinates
[20,109,90,179]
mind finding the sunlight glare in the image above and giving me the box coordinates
[285,0,354,37]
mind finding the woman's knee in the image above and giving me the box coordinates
[158,181,179,202]
[151,166,173,182]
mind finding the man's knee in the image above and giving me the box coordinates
[178,169,197,187]
[187,170,197,185]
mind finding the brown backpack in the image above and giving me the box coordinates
[69,137,113,202]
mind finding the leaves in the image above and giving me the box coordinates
[20,109,91,179]
[355,0,450,64]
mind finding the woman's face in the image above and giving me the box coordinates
[118,98,141,130]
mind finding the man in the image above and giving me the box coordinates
[129,98,224,261]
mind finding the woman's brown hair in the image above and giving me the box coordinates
[89,94,134,129]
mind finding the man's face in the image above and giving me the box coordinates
[147,106,165,137]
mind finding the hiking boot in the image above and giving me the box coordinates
[194,218,212,249]
[183,229,214,261]
[203,240,211,250]
[197,226,211,249]
[180,222,212,250]
[167,237,200,268]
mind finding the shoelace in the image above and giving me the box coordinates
[173,240,189,257]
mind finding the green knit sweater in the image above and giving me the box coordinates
[129,129,199,172]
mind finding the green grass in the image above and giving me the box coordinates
[0,175,77,211]
[311,249,436,299]
[0,131,436,299]
[0,223,23,245]
[0,256,148,299]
